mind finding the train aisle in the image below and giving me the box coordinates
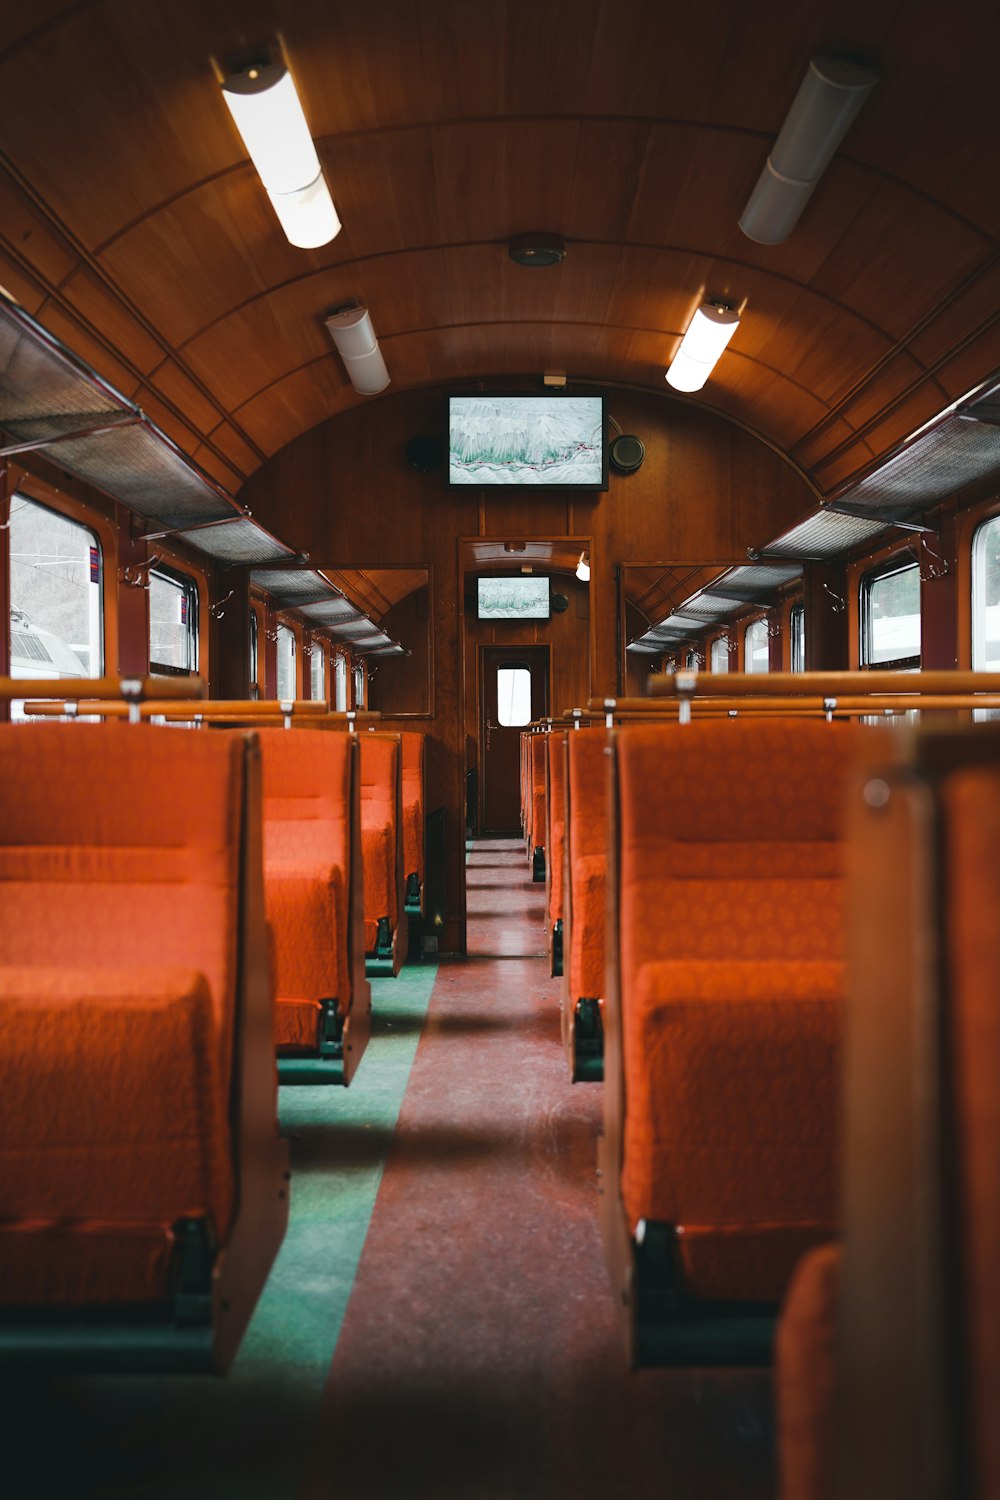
[300,839,774,1499]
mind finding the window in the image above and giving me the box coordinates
[276,624,296,699]
[353,663,365,708]
[861,558,920,669]
[149,566,198,674]
[310,641,326,702]
[790,603,806,672]
[497,665,531,726]
[334,654,348,711]
[248,609,259,698]
[684,649,699,670]
[972,514,1000,671]
[8,494,103,717]
[710,636,730,674]
[744,619,769,674]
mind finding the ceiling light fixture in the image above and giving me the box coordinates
[220,61,341,249]
[665,302,740,393]
[576,553,591,582]
[738,55,878,244]
[324,304,390,395]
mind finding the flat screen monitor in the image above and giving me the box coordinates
[448,394,607,489]
[477,576,550,620]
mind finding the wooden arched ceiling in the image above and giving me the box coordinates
[0,0,997,501]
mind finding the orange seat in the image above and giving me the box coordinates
[360,732,407,975]
[778,729,1000,1496]
[546,730,567,975]
[399,730,426,914]
[0,723,287,1372]
[562,727,608,1078]
[259,728,370,1082]
[602,719,860,1365]
[529,733,547,879]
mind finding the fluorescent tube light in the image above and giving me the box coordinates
[221,61,341,249]
[665,303,740,393]
[325,305,391,396]
[739,56,878,244]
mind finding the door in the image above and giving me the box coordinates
[480,645,549,835]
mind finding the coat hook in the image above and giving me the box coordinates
[119,553,160,589]
[209,589,235,619]
[919,535,950,582]
[822,582,846,613]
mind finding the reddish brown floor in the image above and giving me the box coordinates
[301,839,775,1499]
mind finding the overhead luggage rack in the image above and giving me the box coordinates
[251,566,405,657]
[627,563,802,655]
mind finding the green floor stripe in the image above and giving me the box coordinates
[24,966,438,1500]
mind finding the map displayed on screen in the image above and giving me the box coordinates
[449,396,605,487]
[477,577,550,619]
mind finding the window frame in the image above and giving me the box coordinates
[148,561,201,677]
[859,552,921,671]
[743,616,770,674]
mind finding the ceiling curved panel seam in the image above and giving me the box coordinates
[225,346,837,483]
[229,371,821,500]
[166,238,913,357]
[82,121,996,260]
[224,328,864,424]
[0,152,267,469]
[0,0,100,70]
[791,248,1000,454]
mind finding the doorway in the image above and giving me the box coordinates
[479,644,549,835]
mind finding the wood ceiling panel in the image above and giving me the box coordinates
[0,176,80,288]
[187,443,244,496]
[0,0,997,496]
[59,265,166,375]
[0,4,263,250]
[807,171,992,342]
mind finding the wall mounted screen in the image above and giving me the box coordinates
[477,576,550,620]
[449,395,607,488]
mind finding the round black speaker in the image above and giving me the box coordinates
[551,592,569,613]
[406,434,444,472]
[610,433,645,474]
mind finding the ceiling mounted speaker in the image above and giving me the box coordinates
[610,434,645,473]
[508,232,566,267]
[406,434,443,472]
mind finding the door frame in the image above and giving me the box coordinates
[477,642,551,835]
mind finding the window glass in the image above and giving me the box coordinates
[334,654,348,711]
[710,636,730,674]
[790,603,806,673]
[353,664,365,708]
[972,515,1000,671]
[149,567,198,673]
[248,609,259,698]
[497,666,531,726]
[310,642,326,702]
[9,494,103,689]
[745,619,769,674]
[276,624,296,699]
[862,560,920,667]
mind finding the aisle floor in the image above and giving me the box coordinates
[301,839,775,1499]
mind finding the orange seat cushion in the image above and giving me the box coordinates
[259,730,353,1029]
[400,732,425,883]
[547,733,566,924]
[567,731,608,1000]
[0,965,232,1305]
[360,736,399,944]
